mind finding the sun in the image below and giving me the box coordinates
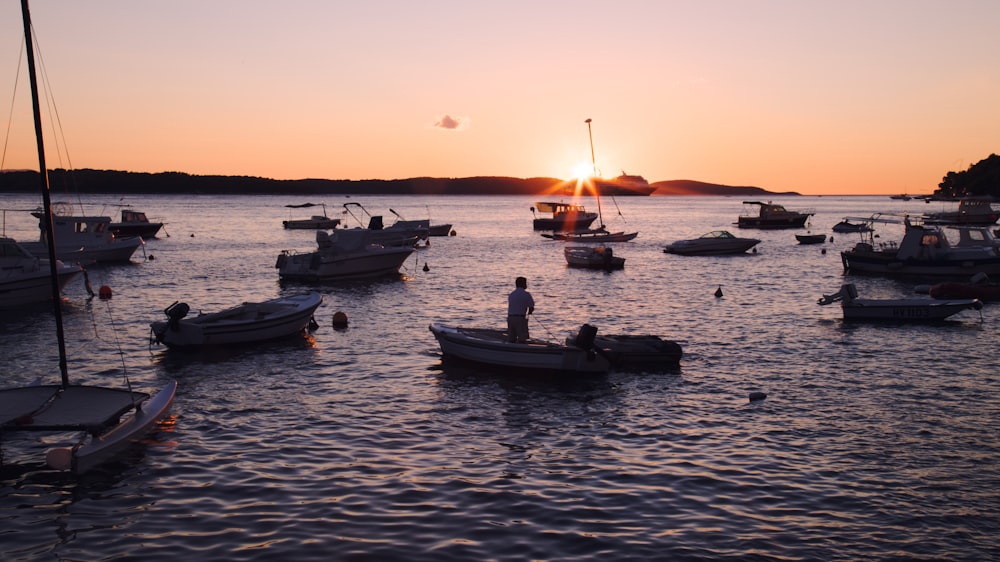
[572,161,595,181]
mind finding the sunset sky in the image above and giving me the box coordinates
[1,1,997,195]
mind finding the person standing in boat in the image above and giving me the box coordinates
[507,276,535,343]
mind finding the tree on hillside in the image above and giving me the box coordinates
[935,154,1000,198]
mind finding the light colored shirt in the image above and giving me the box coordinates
[507,287,535,316]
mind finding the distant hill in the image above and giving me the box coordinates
[0,169,797,197]
[651,179,800,196]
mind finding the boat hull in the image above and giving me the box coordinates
[564,246,625,269]
[0,263,81,308]
[841,298,982,321]
[737,216,810,229]
[663,238,760,256]
[151,292,322,348]
[109,222,163,238]
[429,323,610,374]
[841,251,1000,277]
[276,247,413,281]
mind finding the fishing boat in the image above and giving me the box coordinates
[922,197,999,226]
[1,0,176,474]
[109,209,164,238]
[795,233,827,245]
[563,246,625,269]
[531,201,599,231]
[663,230,760,256]
[275,228,414,281]
[818,283,982,321]
[21,205,144,263]
[150,292,322,348]
[0,237,82,308]
[343,202,428,244]
[282,203,341,230]
[737,201,814,229]
[429,323,611,374]
[840,216,1000,276]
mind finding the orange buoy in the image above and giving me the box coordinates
[98,285,113,299]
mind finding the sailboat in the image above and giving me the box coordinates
[0,0,176,473]
[541,119,638,243]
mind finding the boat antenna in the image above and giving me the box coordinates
[585,118,604,229]
[21,0,69,387]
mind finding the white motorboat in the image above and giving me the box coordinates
[0,237,82,308]
[1,1,176,474]
[21,205,144,263]
[818,283,982,321]
[150,292,323,348]
[563,246,625,269]
[841,217,1000,276]
[429,323,611,374]
[283,202,341,229]
[275,229,414,281]
[737,201,814,229]
[109,209,164,238]
[663,230,761,256]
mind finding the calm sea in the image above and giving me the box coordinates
[1,193,998,561]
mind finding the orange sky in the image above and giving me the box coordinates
[2,1,997,195]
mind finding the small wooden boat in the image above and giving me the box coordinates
[150,292,323,348]
[818,283,982,321]
[795,233,827,244]
[564,246,625,269]
[429,323,611,374]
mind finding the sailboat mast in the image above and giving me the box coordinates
[585,118,604,228]
[21,0,70,387]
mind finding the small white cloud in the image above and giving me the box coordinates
[433,114,469,131]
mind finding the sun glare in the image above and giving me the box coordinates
[572,161,594,181]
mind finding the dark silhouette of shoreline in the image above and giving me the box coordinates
[0,169,796,197]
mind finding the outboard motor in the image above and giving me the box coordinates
[164,301,190,331]
[574,323,598,350]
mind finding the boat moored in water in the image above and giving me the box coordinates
[563,246,625,269]
[150,292,323,348]
[531,202,599,231]
[275,229,414,281]
[109,209,164,238]
[737,201,814,229]
[663,230,761,256]
[818,283,982,321]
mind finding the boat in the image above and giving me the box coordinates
[343,202,428,244]
[389,208,453,237]
[282,203,341,230]
[429,323,611,374]
[890,194,913,201]
[818,283,982,321]
[922,197,999,226]
[150,292,323,348]
[0,237,82,308]
[663,230,761,256]
[737,201,814,229]
[531,201,599,231]
[840,216,1000,276]
[543,229,638,243]
[275,228,414,281]
[21,204,144,263]
[567,329,682,370]
[923,272,1000,301]
[591,173,656,196]
[795,233,827,244]
[563,246,625,269]
[109,209,164,238]
[832,219,873,233]
[1,1,176,474]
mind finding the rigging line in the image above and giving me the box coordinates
[1,35,26,170]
